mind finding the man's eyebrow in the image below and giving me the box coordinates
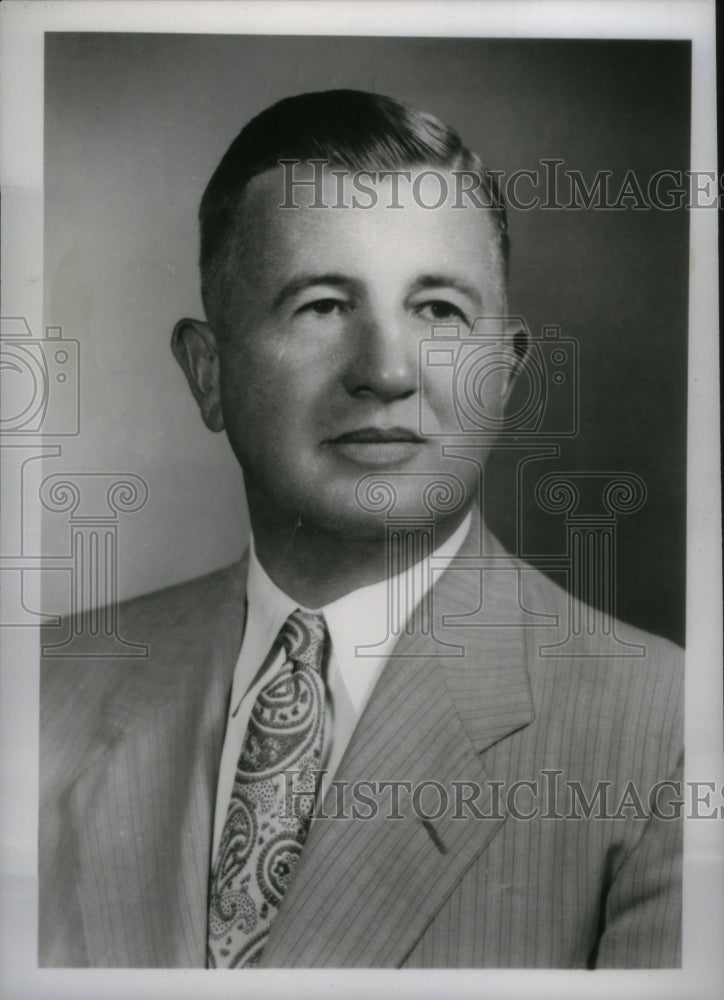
[272,273,357,309]
[409,274,483,306]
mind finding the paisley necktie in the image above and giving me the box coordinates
[207,608,328,968]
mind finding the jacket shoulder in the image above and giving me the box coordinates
[519,557,683,665]
[41,558,245,664]
[515,559,683,778]
[40,558,246,792]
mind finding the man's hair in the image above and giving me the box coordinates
[199,89,509,328]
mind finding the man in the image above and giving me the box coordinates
[39,90,682,968]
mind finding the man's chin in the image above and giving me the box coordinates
[247,469,476,545]
[297,497,470,546]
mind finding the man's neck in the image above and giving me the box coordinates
[249,509,471,609]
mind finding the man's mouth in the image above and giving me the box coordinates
[324,427,427,466]
[326,426,426,444]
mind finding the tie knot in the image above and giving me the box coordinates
[278,608,328,673]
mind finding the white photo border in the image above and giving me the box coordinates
[0,2,720,998]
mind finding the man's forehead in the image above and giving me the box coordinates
[248,159,490,212]
[242,163,502,243]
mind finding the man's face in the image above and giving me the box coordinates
[198,166,514,539]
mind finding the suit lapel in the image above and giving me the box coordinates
[261,534,535,967]
[70,561,247,966]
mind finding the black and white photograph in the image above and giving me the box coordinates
[0,2,721,998]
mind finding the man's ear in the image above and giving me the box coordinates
[502,316,530,400]
[171,318,224,432]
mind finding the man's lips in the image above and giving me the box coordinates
[323,427,427,467]
[325,427,426,444]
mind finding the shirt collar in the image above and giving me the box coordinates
[322,512,471,710]
[245,513,471,708]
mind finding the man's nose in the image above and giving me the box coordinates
[342,312,418,402]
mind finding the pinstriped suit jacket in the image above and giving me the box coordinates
[39,530,683,968]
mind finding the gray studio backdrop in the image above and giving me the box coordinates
[42,34,689,645]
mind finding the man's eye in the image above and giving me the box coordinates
[418,300,467,322]
[301,298,348,316]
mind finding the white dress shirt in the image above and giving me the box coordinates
[211,513,471,859]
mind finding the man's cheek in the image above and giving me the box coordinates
[425,380,458,434]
